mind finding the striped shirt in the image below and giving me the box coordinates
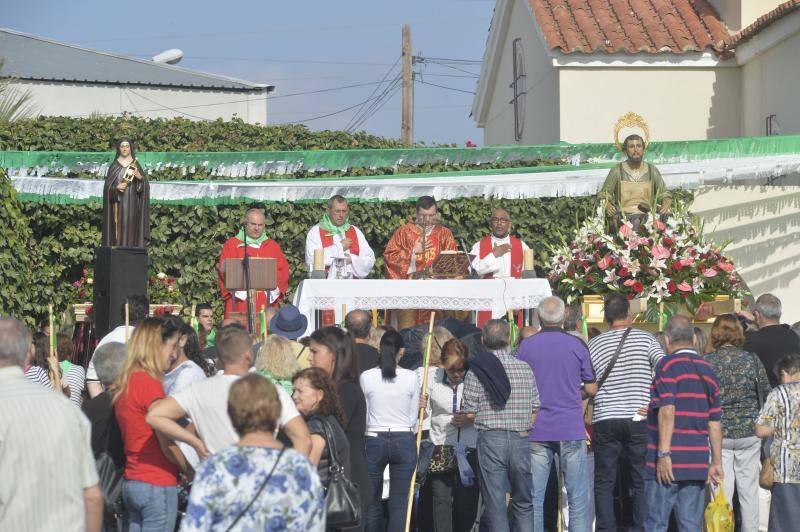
[461,349,539,433]
[588,328,664,422]
[646,349,722,482]
[24,365,52,389]
[64,364,86,408]
[0,366,99,531]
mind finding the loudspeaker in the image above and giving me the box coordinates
[93,246,148,338]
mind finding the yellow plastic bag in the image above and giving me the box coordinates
[704,485,734,532]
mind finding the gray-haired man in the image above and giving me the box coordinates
[741,293,800,387]
[0,317,102,532]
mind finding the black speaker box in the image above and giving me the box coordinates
[93,246,148,338]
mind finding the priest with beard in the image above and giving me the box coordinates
[470,208,530,327]
[102,138,149,247]
[384,195,457,329]
[218,208,289,319]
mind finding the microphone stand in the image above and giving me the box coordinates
[242,226,254,332]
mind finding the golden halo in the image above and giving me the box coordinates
[614,112,650,152]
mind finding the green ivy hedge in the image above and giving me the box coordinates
[15,196,600,324]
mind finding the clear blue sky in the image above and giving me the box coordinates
[1,0,496,145]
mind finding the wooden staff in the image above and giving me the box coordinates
[404,313,436,532]
[47,305,62,392]
[341,303,346,327]
[125,302,130,343]
[371,308,378,328]
[113,203,119,244]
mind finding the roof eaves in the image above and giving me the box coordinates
[0,27,271,90]
[725,0,800,48]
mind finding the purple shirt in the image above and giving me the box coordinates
[517,328,595,442]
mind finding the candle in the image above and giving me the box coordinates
[313,248,324,271]
[523,249,535,271]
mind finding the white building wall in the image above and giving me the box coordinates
[741,30,800,137]
[692,185,800,323]
[482,0,559,145]
[557,67,741,144]
[10,80,269,124]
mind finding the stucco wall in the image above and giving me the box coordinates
[482,0,559,145]
[557,68,741,144]
[692,184,800,323]
[11,81,269,124]
[741,30,800,136]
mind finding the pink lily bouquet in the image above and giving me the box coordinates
[549,205,746,313]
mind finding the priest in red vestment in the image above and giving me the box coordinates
[218,208,289,319]
[470,208,530,327]
[384,196,457,329]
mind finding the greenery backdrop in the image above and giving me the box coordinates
[0,116,689,325]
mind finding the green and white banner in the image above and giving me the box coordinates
[4,134,800,179]
[10,154,800,205]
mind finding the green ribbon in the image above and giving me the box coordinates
[235,228,269,245]
[319,212,351,237]
[581,315,589,340]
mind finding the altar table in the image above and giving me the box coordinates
[292,278,552,337]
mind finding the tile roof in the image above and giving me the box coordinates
[726,0,800,47]
[528,0,730,55]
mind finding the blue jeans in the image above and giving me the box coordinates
[364,431,417,532]
[643,479,705,532]
[476,430,533,532]
[530,439,590,532]
[121,479,178,532]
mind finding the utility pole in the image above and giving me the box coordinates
[401,24,414,146]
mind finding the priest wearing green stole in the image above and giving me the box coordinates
[218,208,290,318]
[304,195,375,280]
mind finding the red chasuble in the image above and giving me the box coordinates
[477,235,525,327]
[383,222,456,280]
[218,236,290,318]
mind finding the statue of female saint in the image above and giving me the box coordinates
[102,138,150,247]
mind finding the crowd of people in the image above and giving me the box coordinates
[3,282,800,532]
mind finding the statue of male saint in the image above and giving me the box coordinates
[599,134,671,230]
[102,138,150,247]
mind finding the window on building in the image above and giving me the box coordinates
[510,38,526,142]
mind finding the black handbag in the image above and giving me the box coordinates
[320,417,361,528]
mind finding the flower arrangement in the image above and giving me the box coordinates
[148,272,182,303]
[549,205,746,312]
[71,267,94,301]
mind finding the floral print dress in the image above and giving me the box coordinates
[181,446,326,531]
[757,382,800,484]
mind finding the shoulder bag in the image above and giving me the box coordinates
[320,417,362,528]
[584,327,632,425]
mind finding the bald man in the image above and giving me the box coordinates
[470,208,531,326]
[218,208,289,319]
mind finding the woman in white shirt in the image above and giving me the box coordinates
[359,330,420,532]
[418,338,479,532]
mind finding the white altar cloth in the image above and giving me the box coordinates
[292,278,552,337]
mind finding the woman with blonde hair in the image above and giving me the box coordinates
[182,373,325,531]
[255,334,300,396]
[705,314,770,532]
[113,317,200,532]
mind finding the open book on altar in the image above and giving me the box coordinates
[428,250,472,279]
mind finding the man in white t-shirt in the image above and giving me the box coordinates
[86,295,149,397]
[146,325,312,456]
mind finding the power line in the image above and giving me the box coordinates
[416,58,480,77]
[347,77,402,132]
[73,19,490,43]
[418,72,479,79]
[124,89,211,120]
[184,56,395,66]
[273,92,392,125]
[270,80,397,99]
[415,79,475,95]
[414,56,482,64]
[345,56,401,131]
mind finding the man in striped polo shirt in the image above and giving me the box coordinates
[645,315,724,531]
[588,294,664,531]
